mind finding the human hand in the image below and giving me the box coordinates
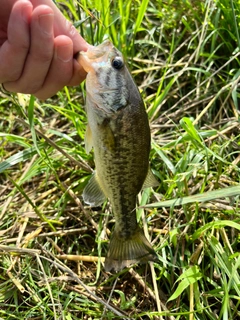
[0,0,89,99]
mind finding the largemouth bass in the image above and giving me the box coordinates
[78,40,158,272]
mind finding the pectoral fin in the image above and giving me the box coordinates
[99,119,115,153]
[83,173,106,207]
[142,167,159,189]
[85,124,93,154]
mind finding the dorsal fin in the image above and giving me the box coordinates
[142,167,159,189]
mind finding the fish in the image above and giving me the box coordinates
[78,40,159,272]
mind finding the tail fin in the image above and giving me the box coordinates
[104,228,158,272]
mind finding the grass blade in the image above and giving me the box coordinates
[145,185,240,208]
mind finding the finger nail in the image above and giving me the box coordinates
[56,45,73,62]
[38,14,54,36]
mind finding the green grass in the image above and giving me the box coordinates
[0,0,240,319]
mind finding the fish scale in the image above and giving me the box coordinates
[78,40,159,272]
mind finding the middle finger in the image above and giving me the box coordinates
[6,5,54,94]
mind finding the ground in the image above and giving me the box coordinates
[0,1,240,319]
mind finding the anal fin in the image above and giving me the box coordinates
[83,173,106,207]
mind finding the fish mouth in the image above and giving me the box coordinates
[78,40,114,73]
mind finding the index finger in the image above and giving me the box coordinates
[30,0,89,53]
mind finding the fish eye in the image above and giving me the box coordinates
[111,57,124,70]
